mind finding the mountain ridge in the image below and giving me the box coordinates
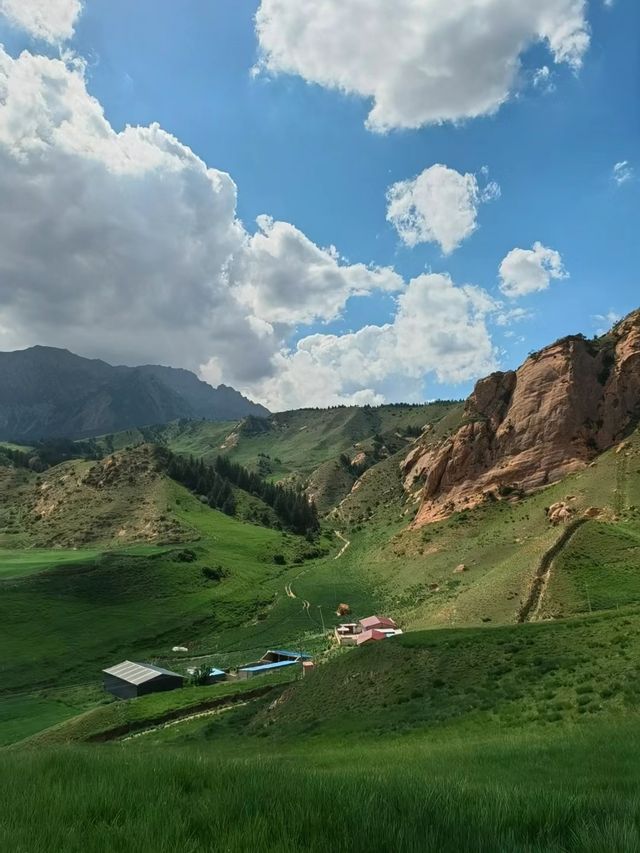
[0,346,268,441]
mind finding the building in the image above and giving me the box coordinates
[335,616,401,646]
[334,623,361,646]
[237,649,311,679]
[355,629,387,646]
[359,615,398,632]
[102,660,184,700]
[206,667,227,684]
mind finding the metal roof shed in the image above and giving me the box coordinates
[102,660,184,700]
[237,660,299,679]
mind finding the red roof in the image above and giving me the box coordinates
[355,629,387,645]
[359,615,398,631]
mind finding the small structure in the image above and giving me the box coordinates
[336,615,402,646]
[302,661,315,676]
[335,623,361,646]
[206,667,227,684]
[359,615,398,632]
[237,649,311,680]
[102,660,184,700]
[356,629,387,646]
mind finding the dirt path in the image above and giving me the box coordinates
[334,530,351,560]
[122,701,249,741]
[615,447,630,515]
[517,518,588,623]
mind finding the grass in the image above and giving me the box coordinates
[228,607,640,740]
[21,670,299,747]
[3,719,640,851]
[100,402,460,484]
[0,547,101,579]
[540,521,640,618]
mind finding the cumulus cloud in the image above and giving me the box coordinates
[255,0,590,131]
[0,0,82,43]
[0,45,507,411]
[499,242,568,298]
[0,46,405,391]
[386,164,500,254]
[243,274,498,410]
[612,160,634,186]
[231,216,403,325]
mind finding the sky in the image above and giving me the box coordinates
[0,0,637,410]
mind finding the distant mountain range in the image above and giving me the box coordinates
[0,346,269,440]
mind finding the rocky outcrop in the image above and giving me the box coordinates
[404,309,640,526]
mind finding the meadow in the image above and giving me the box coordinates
[3,720,640,852]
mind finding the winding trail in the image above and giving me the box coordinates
[123,701,249,740]
[517,518,588,623]
[334,530,351,560]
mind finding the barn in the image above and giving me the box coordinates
[102,660,184,700]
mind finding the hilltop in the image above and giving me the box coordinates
[0,346,268,441]
[404,309,640,525]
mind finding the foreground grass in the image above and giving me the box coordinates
[3,720,640,852]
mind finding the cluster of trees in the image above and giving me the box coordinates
[161,451,237,517]
[0,438,99,472]
[215,454,319,535]
[159,449,319,535]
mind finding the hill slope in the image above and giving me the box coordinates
[0,346,268,441]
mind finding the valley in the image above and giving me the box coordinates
[2,312,640,850]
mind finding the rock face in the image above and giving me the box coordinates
[404,309,640,526]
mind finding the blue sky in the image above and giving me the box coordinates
[0,0,638,408]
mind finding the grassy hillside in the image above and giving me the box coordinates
[0,445,186,549]
[96,402,461,490]
[6,610,640,851]
[3,720,640,852]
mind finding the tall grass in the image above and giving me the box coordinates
[3,722,640,852]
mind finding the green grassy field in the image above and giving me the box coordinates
[3,710,640,851]
[0,548,102,579]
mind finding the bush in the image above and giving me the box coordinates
[175,549,197,563]
[202,565,229,582]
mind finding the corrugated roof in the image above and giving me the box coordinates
[355,629,387,646]
[268,649,312,660]
[102,660,183,685]
[239,660,299,673]
[359,616,398,631]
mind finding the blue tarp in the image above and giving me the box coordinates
[239,660,299,673]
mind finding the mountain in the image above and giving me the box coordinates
[0,346,268,440]
[404,308,640,525]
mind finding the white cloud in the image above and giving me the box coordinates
[592,310,620,335]
[243,274,498,410]
[386,164,500,254]
[0,0,82,43]
[255,0,590,131]
[0,46,417,403]
[231,216,402,325]
[613,160,634,185]
[0,46,507,411]
[499,242,568,298]
[532,65,556,93]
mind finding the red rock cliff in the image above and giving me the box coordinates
[404,309,640,526]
